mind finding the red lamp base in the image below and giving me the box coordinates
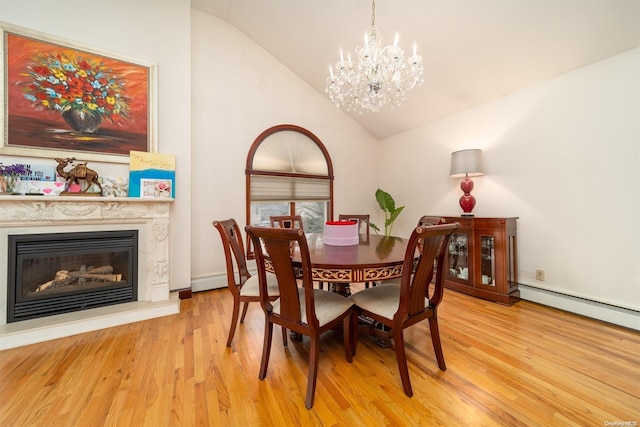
[459,177,476,215]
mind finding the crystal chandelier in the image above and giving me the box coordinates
[325,0,424,113]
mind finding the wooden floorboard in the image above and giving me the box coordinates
[1,285,638,426]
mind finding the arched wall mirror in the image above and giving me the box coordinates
[246,124,334,256]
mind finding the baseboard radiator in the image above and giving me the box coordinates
[518,283,639,331]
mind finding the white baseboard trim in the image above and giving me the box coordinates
[191,273,228,292]
[519,284,639,331]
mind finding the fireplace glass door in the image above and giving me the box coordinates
[7,230,138,323]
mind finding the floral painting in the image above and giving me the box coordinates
[1,23,156,163]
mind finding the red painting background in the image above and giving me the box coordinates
[5,32,150,156]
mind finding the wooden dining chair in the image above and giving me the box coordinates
[416,216,447,282]
[417,216,446,227]
[349,222,459,397]
[269,215,304,230]
[213,219,283,347]
[245,225,354,409]
[338,214,370,240]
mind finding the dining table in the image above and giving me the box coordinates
[264,232,415,295]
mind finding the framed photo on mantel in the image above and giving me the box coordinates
[0,22,157,163]
[129,151,175,199]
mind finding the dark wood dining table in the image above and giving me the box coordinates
[265,232,415,295]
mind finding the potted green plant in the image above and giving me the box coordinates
[370,188,405,237]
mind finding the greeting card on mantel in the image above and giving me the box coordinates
[128,151,175,198]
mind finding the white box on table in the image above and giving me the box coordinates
[323,221,359,246]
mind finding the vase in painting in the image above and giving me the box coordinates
[62,108,102,133]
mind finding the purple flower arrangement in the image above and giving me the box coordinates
[0,163,32,178]
[0,163,31,193]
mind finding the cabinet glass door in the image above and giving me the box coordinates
[480,235,495,286]
[447,232,470,282]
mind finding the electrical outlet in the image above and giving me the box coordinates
[535,269,545,281]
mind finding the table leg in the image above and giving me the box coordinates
[289,331,303,341]
[330,282,351,296]
[357,315,392,347]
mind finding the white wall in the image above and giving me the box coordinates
[1,0,193,291]
[189,10,379,289]
[381,49,640,321]
[3,2,636,328]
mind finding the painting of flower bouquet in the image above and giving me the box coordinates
[1,23,156,163]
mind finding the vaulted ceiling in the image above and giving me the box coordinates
[191,0,640,139]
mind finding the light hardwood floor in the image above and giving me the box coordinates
[1,285,638,426]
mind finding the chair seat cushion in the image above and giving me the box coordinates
[240,272,279,297]
[273,289,353,327]
[349,283,400,320]
[349,283,429,321]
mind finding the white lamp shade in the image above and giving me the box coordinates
[450,149,484,177]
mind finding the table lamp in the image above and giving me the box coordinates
[450,149,484,216]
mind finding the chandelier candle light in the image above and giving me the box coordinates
[450,149,484,216]
[325,0,424,113]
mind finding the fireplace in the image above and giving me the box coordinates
[7,230,138,323]
[0,196,178,350]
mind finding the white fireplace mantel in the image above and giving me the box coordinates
[0,196,180,350]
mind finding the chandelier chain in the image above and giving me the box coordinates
[371,0,376,27]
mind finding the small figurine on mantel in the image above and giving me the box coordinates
[54,157,103,196]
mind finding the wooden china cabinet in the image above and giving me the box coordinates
[440,216,519,305]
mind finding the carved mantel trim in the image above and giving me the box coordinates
[0,196,172,222]
[0,196,174,306]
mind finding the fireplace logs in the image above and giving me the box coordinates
[35,265,123,293]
